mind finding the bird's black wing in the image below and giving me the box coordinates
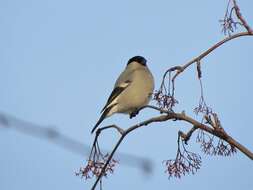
[91,80,131,134]
[91,103,116,134]
[100,80,131,113]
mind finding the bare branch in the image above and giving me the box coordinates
[232,0,253,33]
[171,112,253,160]
[179,126,198,145]
[156,32,253,115]
[171,32,252,83]
[89,106,253,189]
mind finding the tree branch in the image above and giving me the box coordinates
[179,126,198,145]
[170,112,253,160]
[171,32,252,83]
[91,114,173,189]
[88,1,253,189]
[168,0,253,84]
[233,0,253,33]
[91,106,253,189]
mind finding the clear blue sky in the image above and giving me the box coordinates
[1,0,253,189]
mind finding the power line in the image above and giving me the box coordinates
[0,112,153,174]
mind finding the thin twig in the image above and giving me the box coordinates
[171,32,253,83]
[232,0,253,33]
[179,126,198,144]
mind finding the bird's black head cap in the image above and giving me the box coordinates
[127,56,147,66]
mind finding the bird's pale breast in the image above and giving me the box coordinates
[116,68,154,113]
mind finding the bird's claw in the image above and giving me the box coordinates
[130,110,139,119]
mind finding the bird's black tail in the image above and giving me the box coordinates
[91,105,114,134]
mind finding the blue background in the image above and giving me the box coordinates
[1,0,252,189]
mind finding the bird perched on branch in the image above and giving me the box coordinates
[91,56,154,134]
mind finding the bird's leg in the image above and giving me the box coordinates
[129,109,139,119]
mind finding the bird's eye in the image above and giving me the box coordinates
[141,60,146,66]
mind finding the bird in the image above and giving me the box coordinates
[91,56,154,134]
